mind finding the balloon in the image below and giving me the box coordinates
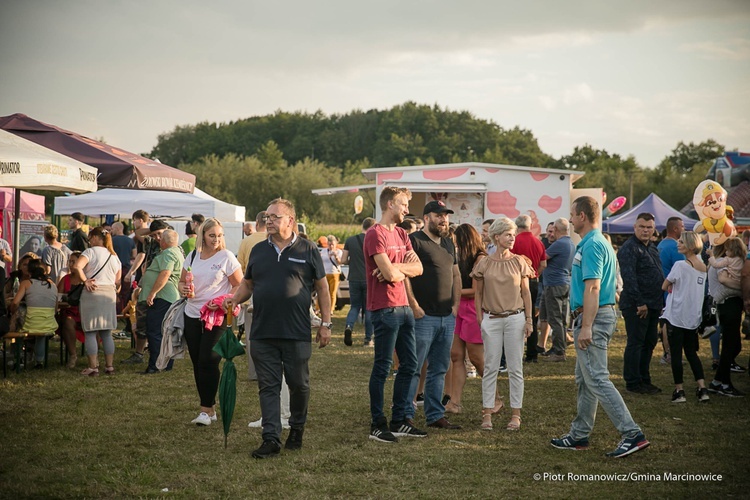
[354,195,364,215]
[692,180,736,245]
[602,196,626,218]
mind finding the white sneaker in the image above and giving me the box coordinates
[210,413,218,422]
[191,412,212,426]
[248,417,290,429]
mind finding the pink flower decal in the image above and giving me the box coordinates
[487,191,520,217]
[423,168,468,180]
[377,172,404,185]
[538,195,562,214]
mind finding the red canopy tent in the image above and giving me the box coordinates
[0,188,45,253]
[0,113,195,193]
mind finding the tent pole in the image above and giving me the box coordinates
[13,188,20,271]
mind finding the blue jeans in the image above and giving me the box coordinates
[569,306,642,441]
[621,306,660,389]
[369,306,417,424]
[345,280,373,341]
[406,314,455,423]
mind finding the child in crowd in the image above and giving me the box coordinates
[11,259,58,368]
[708,238,744,289]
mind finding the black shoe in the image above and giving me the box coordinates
[711,362,719,371]
[141,368,159,375]
[642,383,662,394]
[540,349,551,357]
[441,394,451,406]
[415,393,424,406]
[730,363,747,373]
[524,356,538,364]
[535,345,546,354]
[626,385,647,394]
[712,383,745,397]
[696,387,710,402]
[390,418,427,438]
[251,439,281,459]
[671,389,686,403]
[369,418,398,443]
[285,427,304,450]
[344,326,353,347]
[121,352,144,364]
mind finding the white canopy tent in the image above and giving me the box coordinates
[0,129,98,264]
[54,187,245,222]
[0,130,98,193]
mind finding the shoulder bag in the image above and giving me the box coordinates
[67,253,112,306]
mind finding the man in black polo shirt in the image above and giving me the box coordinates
[225,198,331,459]
[404,200,462,430]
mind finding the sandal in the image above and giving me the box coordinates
[66,355,78,369]
[481,411,493,431]
[506,415,521,431]
[445,400,463,414]
[491,397,504,414]
[81,367,99,377]
[104,366,115,375]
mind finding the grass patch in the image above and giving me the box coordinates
[1,315,749,498]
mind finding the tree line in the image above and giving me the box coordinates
[148,102,726,222]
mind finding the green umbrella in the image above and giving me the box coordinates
[212,307,246,448]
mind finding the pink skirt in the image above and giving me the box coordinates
[455,296,483,344]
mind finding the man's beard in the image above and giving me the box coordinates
[429,219,449,238]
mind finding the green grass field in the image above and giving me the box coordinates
[1,312,749,499]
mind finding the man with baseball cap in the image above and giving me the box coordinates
[404,200,462,430]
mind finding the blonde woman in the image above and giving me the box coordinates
[179,218,243,426]
[660,231,709,402]
[472,218,533,431]
[74,227,122,376]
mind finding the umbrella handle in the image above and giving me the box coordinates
[226,304,232,327]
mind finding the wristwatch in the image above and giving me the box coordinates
[320,322,333,329]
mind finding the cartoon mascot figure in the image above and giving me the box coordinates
[693,180,736,246]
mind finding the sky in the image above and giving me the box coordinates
[1,0,749,169]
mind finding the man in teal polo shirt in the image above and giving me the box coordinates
[550,196,650,458]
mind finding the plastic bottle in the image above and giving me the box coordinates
[185,267,195,298]
[12,277,19,296]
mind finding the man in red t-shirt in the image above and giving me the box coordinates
[364,186,424,443]
[512,214,547,363]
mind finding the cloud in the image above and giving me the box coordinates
[682,38,750,60]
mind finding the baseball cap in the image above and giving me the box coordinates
[423,200,454,216]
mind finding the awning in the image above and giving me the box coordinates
[312,184,375,196]
[0,130,97,193]
[382,182,487,193]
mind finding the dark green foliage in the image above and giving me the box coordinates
[149,102,554,169]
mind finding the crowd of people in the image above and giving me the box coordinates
[3,189,748,461]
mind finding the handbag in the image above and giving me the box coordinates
[67,253,112,306]
[329,252,346,280]
[66,284,84,306]
[701,295,717,328]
